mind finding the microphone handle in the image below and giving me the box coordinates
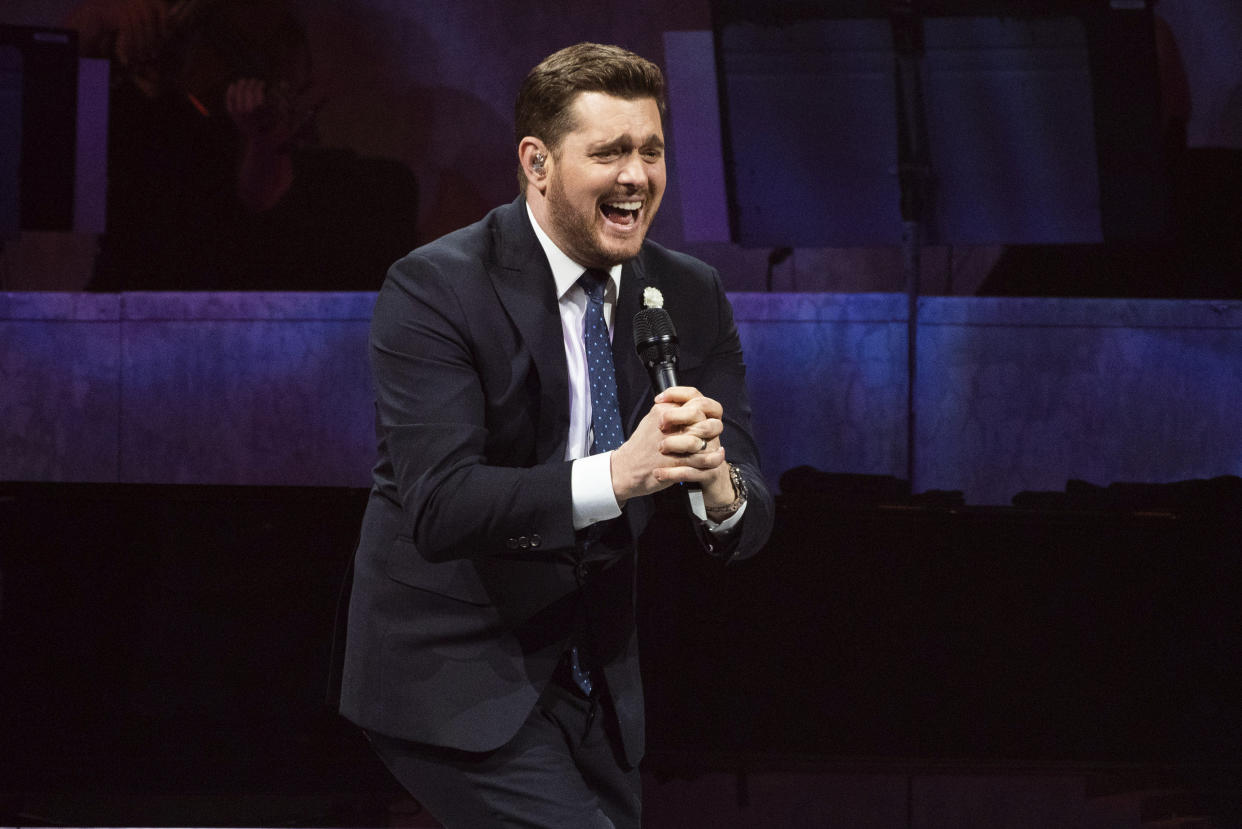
[651,362,679,393]
[647,360,701,494]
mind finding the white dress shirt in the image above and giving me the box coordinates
[525,204,742,533]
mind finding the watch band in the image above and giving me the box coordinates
[704,462,747,517]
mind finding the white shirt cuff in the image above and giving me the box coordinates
[688,487,747,534]
[571,452,622,530]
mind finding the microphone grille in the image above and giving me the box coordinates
[632,307,677,348]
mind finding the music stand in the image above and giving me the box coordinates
[707,0,1165,484]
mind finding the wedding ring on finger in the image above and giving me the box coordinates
[698,438,708,452]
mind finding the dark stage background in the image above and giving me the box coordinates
[2,482,1240,825]
[2,0,1241,295]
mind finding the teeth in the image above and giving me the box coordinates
[606,201,642,211]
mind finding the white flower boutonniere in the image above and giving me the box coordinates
[642,286,664,309]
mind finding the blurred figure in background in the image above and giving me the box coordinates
[66,0,418,290]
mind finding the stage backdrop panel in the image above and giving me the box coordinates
[0,292,120,481]
[3,291,1241,503]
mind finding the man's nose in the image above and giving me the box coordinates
[616,152,647,187]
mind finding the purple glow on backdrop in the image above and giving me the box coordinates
[73,56,107,233]
[664,31,730,243]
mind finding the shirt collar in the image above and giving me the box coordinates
[526,201,622,302]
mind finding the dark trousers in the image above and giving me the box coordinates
[366,669,641,829]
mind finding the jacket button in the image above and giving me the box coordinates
[575,562,589,580]
[518,535,530,549]
[529,534,542,548]
[506,537,519,550]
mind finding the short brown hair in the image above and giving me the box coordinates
[515,43,666,186]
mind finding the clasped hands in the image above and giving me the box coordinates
[609,386,734,509]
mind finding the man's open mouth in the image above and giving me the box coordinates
[600,200,642,227]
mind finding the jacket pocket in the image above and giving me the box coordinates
[384,537,492,606]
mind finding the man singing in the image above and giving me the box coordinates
[339,42,773,828]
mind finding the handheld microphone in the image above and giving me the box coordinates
[633,306,701,495]
[632,306,680,391]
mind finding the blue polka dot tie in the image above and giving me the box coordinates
[579,269,624,454]
[569,269,623,698]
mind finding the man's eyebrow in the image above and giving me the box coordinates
[589,133,665,151]
[589,136,630,151]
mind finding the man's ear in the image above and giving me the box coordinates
[519,137,549,193]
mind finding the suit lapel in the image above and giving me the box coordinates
[488,200,570,462]
[614,257,652,435]
[487,198,655,452]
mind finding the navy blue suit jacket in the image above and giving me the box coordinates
[339,196,772,768]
